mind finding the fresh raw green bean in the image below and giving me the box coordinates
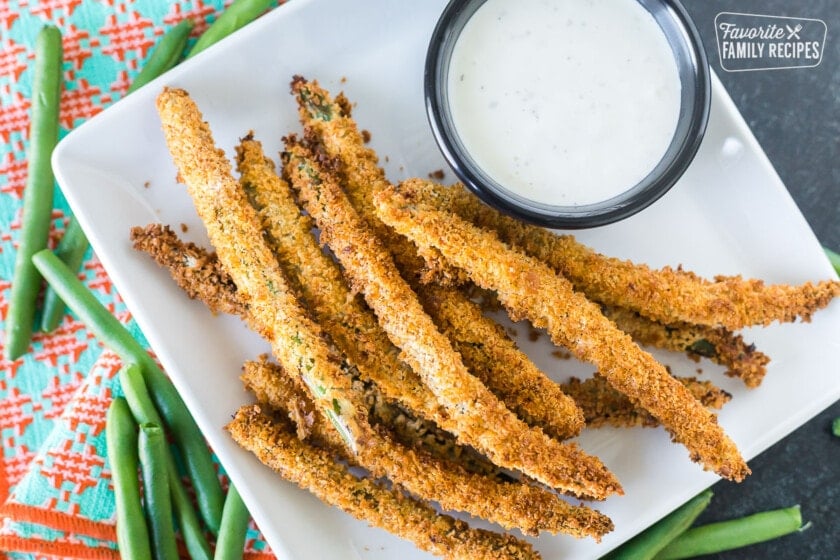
[41,19,197,331]
[119,362,212,559]
[833,417,840,437]
[654,505,805,559]
[106,398,152,560]
[169,466,212,560]
[213,483,251,560]
[5,25,63,360]
[32,250,224,536]
[40,217,90,332]
[127,20,194,94]
[186,0,274,58]
[602,489,713,560]
[120,364,165,426]
[139,423,179,560]
[826,247,840,276]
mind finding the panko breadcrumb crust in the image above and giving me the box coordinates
[227,405,541,560]
[374,180,750,482]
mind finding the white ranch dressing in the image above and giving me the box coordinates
[448,0,682,206]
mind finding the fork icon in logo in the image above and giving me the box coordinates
[786,24,803,39]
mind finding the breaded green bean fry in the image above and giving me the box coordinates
[561,375,731,429]
[238,135,580,442]
[405,182,839,330]
[156,87,368,454]
[227,405,541,560]
[374,180,749,482]
[283,142,621,500]
[290,78,585,440]
[601,306,769,388]
[242,357,614,539]
[156,91,609,534]
[242,357,502,478]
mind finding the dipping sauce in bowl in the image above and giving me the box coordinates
[426,0,710,228]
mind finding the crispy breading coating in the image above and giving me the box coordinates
[129,217,501,478]
[405,182,840,330]
[418,282,584,441]
[602,306,769,388]
[291,76,459,285]
[156,86,368,452]
[561,375,731,429]
[235,135,451,433]
[464,283,768,388]
[130,223,245,316]
[227,405,541,560]
[127,229,720,437]
[239,134,582,442]
[157,90,610,535]
[283,143,622,500]
[242,356,502,478]
[374,180,750,482]
[291,77,585,441]
[242,358,614,539]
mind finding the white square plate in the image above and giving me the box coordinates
[52,0,840,557]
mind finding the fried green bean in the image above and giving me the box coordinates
[601,306,769,388]
[290,77,585,441]
[403,181,840,330]
[133,217,590,533]
[156,90,608,534]
[156,86,369,454]
[283,141,621,500]
[242,357,613,539]
[227,405,540,560]
[561,375,731,429]
[241,357,502,478]
[375,181,749,482]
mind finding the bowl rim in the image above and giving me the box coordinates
[424,0,711,229]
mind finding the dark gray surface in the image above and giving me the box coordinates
[658,2,839,559]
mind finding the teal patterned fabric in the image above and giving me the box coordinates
[0,1,276,557]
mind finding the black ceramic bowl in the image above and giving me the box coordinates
[425,0,711,228]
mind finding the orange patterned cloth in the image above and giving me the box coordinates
[0,1,276,557]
